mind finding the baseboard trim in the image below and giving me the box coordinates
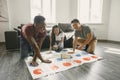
[98,39,120,44]
[0,42,5,45]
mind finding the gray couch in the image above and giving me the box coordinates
[42,23,74,49]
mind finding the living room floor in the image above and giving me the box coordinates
[0,41,120,80]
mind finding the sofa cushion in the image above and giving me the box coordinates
[58,23,74,32]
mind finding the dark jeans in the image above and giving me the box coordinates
[20,35,34,59]
[53,41,64,52]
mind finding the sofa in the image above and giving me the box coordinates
[5,23,74,50]
[42,23,74,49]
[4,31,20,50]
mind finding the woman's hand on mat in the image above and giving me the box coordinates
[48,49,52,54]
[47,51,52,54]
[55,46,59,50]
[42,59,52,63]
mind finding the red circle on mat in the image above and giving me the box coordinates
[51,65,59,70]
[74,60,82,63]
[63,62,72,67]
[83,57,91,61]
[33,69,42,75]
[91,55,98,58]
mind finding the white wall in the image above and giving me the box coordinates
[69,0,111,40]
[70,0,78,20]
[56,0,71,23]
[0,0,114,42]
[7,0,72,28]
[0,22,9,42]
[108,0,120,41]
[56,0,120,41]
[0,0,31,42]
[0,0,9,42]
[56,0,111,40]
[7,0,31,30]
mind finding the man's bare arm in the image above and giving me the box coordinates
[73,36,78,52]
[37,36,52,63]
[25,35,44,62]
[78,32,92,50]
[49,35,52,51]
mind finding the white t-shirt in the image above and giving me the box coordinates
[55,32,64,47]
[49,31,65,47]
[49,31,65,41]
[55,32,64,41]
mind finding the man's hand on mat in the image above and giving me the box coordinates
[30,61,39,67]
[55,46,58,50]
[42,59,52,63]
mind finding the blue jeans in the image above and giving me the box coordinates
[20,35,34,59]
[53,41,64,52]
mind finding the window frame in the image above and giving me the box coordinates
[30,0,56,23]
[77,0,103,24]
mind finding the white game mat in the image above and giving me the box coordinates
[25,48,102,79]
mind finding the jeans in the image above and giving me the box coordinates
[20,35,34,59]
[53,41,64,52]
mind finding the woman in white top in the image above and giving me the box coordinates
[49,25,64,52]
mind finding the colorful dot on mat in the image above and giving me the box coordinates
[63,62,72,67]
[75,54,81,57]
[33,69,42,75]
[56,58,62,61]
[83,57,91,61]
[83,52,89,55]
[91,55,98,58]
[51,65,59,70]
[74,60,82,63]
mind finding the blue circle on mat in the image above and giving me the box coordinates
[82,51,89,55]
[75,54,81,57]
[56,58,63,61]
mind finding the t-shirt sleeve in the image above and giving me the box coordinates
[61,32,65,38]
[84,26,91,34]
[22,25,32,38]
[75,30,78,37]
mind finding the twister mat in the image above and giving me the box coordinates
[25,48,102,79]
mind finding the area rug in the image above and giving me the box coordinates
[25,48,102,79]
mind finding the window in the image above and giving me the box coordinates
[78,0,103,23]
[30,0,56,23]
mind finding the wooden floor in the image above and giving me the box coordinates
[0,41,120,80]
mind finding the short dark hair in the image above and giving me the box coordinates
[51,25,63,46]
[71,19,80,24]
[34,15,45,24]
